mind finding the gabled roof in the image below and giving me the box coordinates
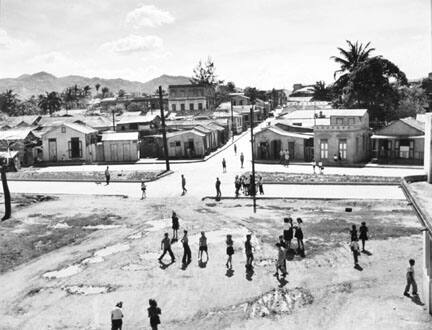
[117,114,160,125]
[400,117,425,132]
[256,126,313,139]
[64,122,97,134]
[0,128,35,140]
[101,132,138,141]
[0,115,41,128]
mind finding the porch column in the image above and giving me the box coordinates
[425,113,432,183]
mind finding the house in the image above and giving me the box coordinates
[40,122,98,162]
[0,128,39,166]
[253,124,314,161]
[116,114,161,133]
[371,117,424,164]
[168,84,216,114]
[314,109,370,165]
[101,132,139,162]
[230,94,251,106]
[233,106,262,130]
[213,111,243,135]
[0,115,41,129]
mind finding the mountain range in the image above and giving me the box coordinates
[0,72,191,98]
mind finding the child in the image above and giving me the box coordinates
[198,231,208,261]
[141,179,147,199]
[404,259,418,297]
[181,230,191,264]
[350,224,358,242]
[359,222,368,252]
[294,218,304,251]
[148,299,161,330]
[318,161,324,174]
[274,243,287,278]
[258,176,264,195]
[350,238,360,267]
[283,217,293,249]
[171,211,179,242]
[159,233,175,263]
[222,158,227,173]
[245,234,254,268]
[226,234,234,269]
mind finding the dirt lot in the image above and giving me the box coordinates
[244,172,401,185]
[7,168,165,182]
[0,195,430,330]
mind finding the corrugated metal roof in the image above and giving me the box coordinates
[101,132,138,141]
[117,114,160,125]
[256,126,313,139]
[0,128,34,140]
[400,117,425,133]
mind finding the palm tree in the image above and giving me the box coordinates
[83,85,91,97]
[95,83,101,95]
[38,92,62,116]
[0,89,20,115]
[331,40,375,78]
[101,87,109,98]
[312,81,333,101]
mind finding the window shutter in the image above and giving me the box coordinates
[79,141,83,158]
[68,141,72,158]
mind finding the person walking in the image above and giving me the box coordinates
[171,211,179,241]
[234,144,237,155]
[350,224,358,242]
[274,243,288,278]
[226,234,234,269]
[105,166,111,185]
[147,299,161,330]
[350,238,360,268]
[158,233,175,263]
[181,230,192,264]
[111,302,123,330]
[181,174,187,194]
[359,222,368,251]
[257,175,264,195]
[222,158,227,173]
[283,217,293,250]
[140,179,147,199]
[404,259,418,297]
[294,218,304,251]
[215,177,221,199]
[240,152,244,168]
[245,234,254,268]
[198,231,208,261]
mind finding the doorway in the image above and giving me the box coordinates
[270,140,281,160]
[48,138,57,161]
[288,142,295,160]
[70,137,81,158]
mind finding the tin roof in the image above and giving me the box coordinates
[101,132,138,141]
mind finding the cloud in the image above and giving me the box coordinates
[125,5,174,28]
[99,35,164,54]
[0,28,33,50]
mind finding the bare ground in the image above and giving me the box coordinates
[0,195,430,330]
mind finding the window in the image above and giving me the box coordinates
[198,103,203,110]
[190,103,194,111]
[175,141,181,147]
[181,104,185,111]
[348,118,355,125]
[338,139,347,160]
[172,104,176,111]
[232,100,236,106]
[61,126,66,133]
[130,123,138,130]
[336,118,344,125]
[320,139,328,159]
[239,100,243,105]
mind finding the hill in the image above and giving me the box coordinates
[0,72,191,98]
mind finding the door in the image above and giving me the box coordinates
[288,142,295,160]
[271,140,281,160]
[48,138,57,161]
[70,137,81,158]
[304,138,314,162]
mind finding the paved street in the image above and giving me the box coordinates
[8,126,423,200]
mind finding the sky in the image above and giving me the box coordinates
[0,0,430,90]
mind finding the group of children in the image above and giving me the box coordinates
[349,222,369,268]
[110,299,161,330]
[234,174,264,197]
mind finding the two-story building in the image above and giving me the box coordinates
[314,109,370,165]
[168,84,216,114]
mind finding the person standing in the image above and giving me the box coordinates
[105,166,110,185]
[111,302,123,330]
[215,177,221,199]
[279,149,284,164]
[147,299,161,330]
[284,150,290,167]
[235,175,241,198]
[258,175,264,195]
[171,211,179,241]
[294,218,304,251]
[222,158,226,173]
[350,224,358,242]
[312,159,316,174]
[350,238,360,268]
[240,152,244,168]
[158,233,175,263]
[283,217,293,250]
[181,230,191,264]
[181,174,187,194]
[359,222,368,251]
[404,259,418,297]
[198,231,208,261]
[226,234,234,269]
[318,161,324,174]
[140,179,147,199]
[274,243,287,278]
[234,144,237,155]
[245,234,254,268]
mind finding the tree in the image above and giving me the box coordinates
[95,83,101,95]
[83,85,91,97]
[118,89,126,98]
[38,92,62,116]
[312,81,333,101]
[215,81,237,106]
[244,87,267,103]
[1,164,11,221]
[339,56,408,122]
[101,87,110,98]
[394,85,427,119]
[0,89,20,115]
[190,57,222,86]
[331,40,375,78]
[15,96,40,116]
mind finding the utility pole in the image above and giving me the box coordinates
[158,86,170,171]
[112,109,115,132]
[250,105,256,213]
[230,94,235,141]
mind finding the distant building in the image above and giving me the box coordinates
[314,109,370,165]
[168,84,216,114]
[0,128,39,166]
[116,113,161,133]
[371,117,424,165]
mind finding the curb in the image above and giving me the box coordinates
[254,161,423,170]
[202,196,371,201]
[260,181,401,186]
